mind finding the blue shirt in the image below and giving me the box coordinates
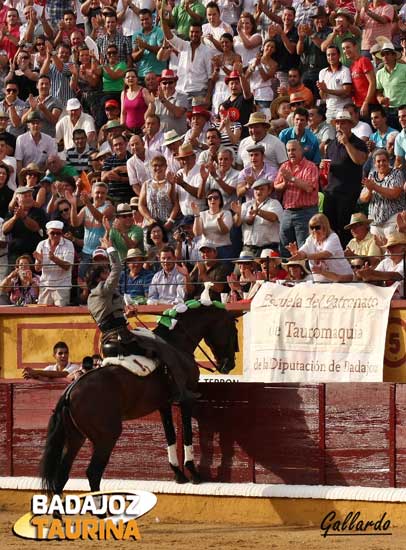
[132,26,166,77]
[370,127,397,148]
[119,268,154,298]
[394,129,406,158]
[147,268,185,304]
[279,127,321,164]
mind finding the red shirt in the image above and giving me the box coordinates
[350,56,377,107]
[274,158,319,210]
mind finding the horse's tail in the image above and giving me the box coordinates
[40,394,69,496]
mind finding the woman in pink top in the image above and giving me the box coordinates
[120,69,153,133]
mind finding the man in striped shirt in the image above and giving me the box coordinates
[66,129,95,173]
[274,140,319,257]
[40,43,76,108]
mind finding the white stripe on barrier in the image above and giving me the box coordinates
[2,477,406,502]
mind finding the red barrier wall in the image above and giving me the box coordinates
[1,380,404,487]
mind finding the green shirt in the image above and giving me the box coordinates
[172,1,206,40]
[102,62,127,92]
[45,164,79,183]
[332,31,361,67]
[376,62,406,108]
[132,26,166,77]
[110,225,144,262]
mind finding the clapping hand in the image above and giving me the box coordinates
[230,200,241,215]
[190,201,200,216]
[286,241,298,256]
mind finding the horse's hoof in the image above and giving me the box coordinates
[175,471,189,484]
[184,461,203,484]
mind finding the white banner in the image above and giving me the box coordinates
[245,282,397,383]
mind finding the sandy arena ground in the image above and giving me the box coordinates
[1,492,406,550]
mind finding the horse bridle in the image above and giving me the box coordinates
[135,313,218,373]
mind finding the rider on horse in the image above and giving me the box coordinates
[86,236,200,403]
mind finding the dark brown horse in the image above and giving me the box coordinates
[40,305,238,496]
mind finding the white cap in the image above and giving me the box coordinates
[334,110,353,121]
[66,98,82,111]
[46,220,64,231]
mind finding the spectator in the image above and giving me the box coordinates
[6,49,38,101]
[202,147,239,209]
[69,355,95,381]
[69,181,115,279]
[1,80,28,138]
[21,74,63,138]
[184,240,230,301]
[15,110,57,173]
[173,214,201,266]
[237,111,288,169]
[98,99,121,147]
[94,44,128,112]
[40,43,76,108]
[237,143,278,200]
[369,105,396,150]
[184,104,212,152]
[172,143,206,216]
[198,127,223,166]
[232,178,283,256]
[234,12,262,68]
[23,341,80,380]
[110,202,145,261]
[308,105,335,157]
[120,68,152,133]
[54,198,84,253]
[287,213,352,283]
[101,134,132,204]
[0,110,16,155]
[171,0,206,41]
[376,42,406,130]
[0,253,39,305]
[139,155,179,228]
[66,128,95,173]
[3,186,46,266]
[279,107,321,163]
[245,39,277,115]
[147,245,185,304]
[227,252,258,302]
[344,212,382,266]
[162,129,184,173]
[274,140,319,256]
[127,133,149,196]
[43,154,79,184]
[220,67,254,137]
[360,148,406,238]
[146,69,188,135]
[211,32,242,115]
[317,45,352,123]
[256,248,287,282]
[297,7,331,99]
[145,221,169,269]
[321,9,361,67]
[95,12,132,64]
[202,2,232,52]
[161,11,214,104]
[344,102,372,141]
[394,106,406,170]
[191,190,233,260]
[357,232,406,298]
[0,9,21,60]
[280,67,314,109]
[323,110,368,246]
[119,247,153,303]
[33,220,75,306]
[356,0,394,59]
[269,7,299,87]
[143,114,164,160]
[0,161,14,218]
[342,36,377,119]
[283,258,313,284]
[56,98,97,150]
[131,8,166,79]
[16,162,46,209]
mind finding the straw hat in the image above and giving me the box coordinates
[19,162,44,184]
[376,41,402,60]
[244,112,270,128]
[382,232,406,249]
[344,212,373,230]
[283,259,311,274]
[163,129,184,146]
[175,143,195,159]
[126,248,146,260]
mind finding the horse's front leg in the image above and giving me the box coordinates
[181,402,202,484]
[159,406,188,484]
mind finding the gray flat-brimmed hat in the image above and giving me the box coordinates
[252,178,271,190]
[15,186,34,194]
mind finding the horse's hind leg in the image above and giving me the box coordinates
[86,420,122,493]
[159,406,188,484]
[181,402,202,484]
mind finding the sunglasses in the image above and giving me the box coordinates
[351,264,363,270]
[310,224,322,231]
[49,231,62,236]
[6,88,17,93]
[207,196,220,201]
[36,42,45,46]
[161,80,175,85]
[26,171,38,176]
[59,207,70,213]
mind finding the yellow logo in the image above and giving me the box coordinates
[13,490,157,541]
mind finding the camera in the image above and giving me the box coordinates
[179,231,187,241]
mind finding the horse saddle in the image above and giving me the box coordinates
[101,354,158,377]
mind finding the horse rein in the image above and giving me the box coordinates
[134,313,217,373]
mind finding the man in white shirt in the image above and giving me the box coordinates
[160,6,214,104]
[344,102,372,141]
[14,110,57,174]
[317,45,352,123]
[55,98,97,150]
[127,133,149,196]
[173,143,206,215]
[22,341,80,380]
[33,220,75,306]
[237,112,288,169]
[147,245,185,304]
[232,178,283,256]
[202,2,232,51]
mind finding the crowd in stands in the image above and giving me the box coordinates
[1,0,406,306]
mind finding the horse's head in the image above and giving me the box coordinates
[204,309,239,374]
